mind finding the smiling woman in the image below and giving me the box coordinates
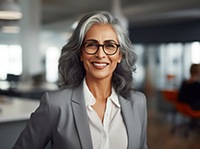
[80,24,122,84]
[13,11,148,149]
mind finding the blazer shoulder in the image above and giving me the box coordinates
[130,90,146,100]
[42,88,73,104]
[129,90,147,106]
[47,88,73,96]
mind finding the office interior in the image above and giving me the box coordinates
[0,0,200,149]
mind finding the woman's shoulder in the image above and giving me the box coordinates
[128,89,147,105]
[47,87,73,96]
[129,90,146,100]
[42,88,73,103]
[126,90,147,116]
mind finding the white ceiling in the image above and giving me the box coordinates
[41,0,200,26]
[1,0,200,32]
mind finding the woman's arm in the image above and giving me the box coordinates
[139,93,148,149]
[13,92,52,149]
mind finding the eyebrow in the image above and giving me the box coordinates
[84,39,118,44]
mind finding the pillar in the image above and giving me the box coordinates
[19,0,42,81]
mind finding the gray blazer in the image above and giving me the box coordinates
[13,82,148,149]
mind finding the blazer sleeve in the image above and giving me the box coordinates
[138,92,148,149]
[130,91,148,149]
[12,92,52,149]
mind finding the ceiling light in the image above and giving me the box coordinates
[0,0,22,20]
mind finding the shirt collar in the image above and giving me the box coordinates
[83,78,121,108]
[109,87,120,108]
[83,79,96,107]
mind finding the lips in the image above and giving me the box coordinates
[92,62,108,68]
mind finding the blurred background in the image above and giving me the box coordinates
[0,0,200,149]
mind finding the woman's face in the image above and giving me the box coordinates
[80,24,122,81]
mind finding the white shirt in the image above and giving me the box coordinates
[83,79,128,149]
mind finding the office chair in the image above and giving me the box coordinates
[162,90,200,137]
[162,89,179,123]
[162,89,178,103]
[172,102,200,137]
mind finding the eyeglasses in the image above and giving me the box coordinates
[83,42,120,55]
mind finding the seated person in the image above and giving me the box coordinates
[178,63,200,110]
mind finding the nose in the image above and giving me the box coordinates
[95,46,106,58]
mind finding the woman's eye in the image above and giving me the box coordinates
[86,43,97,48]
[105,44,115,48]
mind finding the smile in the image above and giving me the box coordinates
[92,62,108,68]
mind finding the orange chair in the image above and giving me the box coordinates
[162,90,200,137]
[162,89,178,103]
[176,103,200,118]
[172,102,200,137]
[162,89,179,127]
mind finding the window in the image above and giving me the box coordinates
[191,42,200,64]
[45,47,60,82]
[0,45,22,80]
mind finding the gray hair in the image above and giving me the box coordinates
[58,11,137,98]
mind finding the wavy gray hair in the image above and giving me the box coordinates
[58,11,137,98]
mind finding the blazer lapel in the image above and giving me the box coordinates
[119,96,140,149]
[71,83,93,149]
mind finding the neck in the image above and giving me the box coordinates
[85,77,112,102]
[189,75,200,82]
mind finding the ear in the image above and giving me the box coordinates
[117,53,122,63]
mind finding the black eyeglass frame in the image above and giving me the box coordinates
[83,43,120,55]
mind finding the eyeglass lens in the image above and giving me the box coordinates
[84,42,119,55]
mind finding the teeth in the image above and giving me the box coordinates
[93,63,107,67]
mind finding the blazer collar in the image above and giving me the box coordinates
[71,82,93,149]
[119,95,140,149]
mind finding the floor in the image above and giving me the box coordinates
[147,103,200,149]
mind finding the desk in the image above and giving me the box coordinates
[0,96,39,149]
[0,96,39,122]
[0,81,58,99]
